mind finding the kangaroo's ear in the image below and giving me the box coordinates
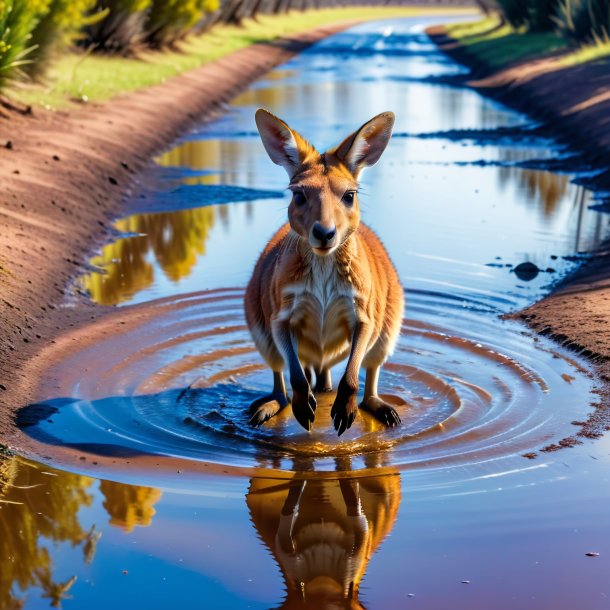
[333,112,395,178]
[255,109,313,176]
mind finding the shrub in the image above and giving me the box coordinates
[495,0,563,31]
[82,0,152,54]
[495,0,529,28]
[0,0,50,87]
[527,0,563,30]
[557,0,610,43]
[26,0,98,77]
[145,0,219,48]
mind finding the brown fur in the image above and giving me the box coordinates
[245,109,404,434]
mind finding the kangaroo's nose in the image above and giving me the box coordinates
[312,222,336,244]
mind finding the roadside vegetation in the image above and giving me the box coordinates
[447,0,610,69]
[0,0,220,91]
[494,0,610,43]
[0,1,471,109]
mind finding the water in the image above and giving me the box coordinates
[5,17,610,609]
[19,287,593,476]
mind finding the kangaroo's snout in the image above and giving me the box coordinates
[311,222,337,252]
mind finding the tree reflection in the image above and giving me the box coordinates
[497,149,570,217]
[158,139,255,187]
[82,135,259,306]
[83,205,216,305]
[84,221,154,306]
[99,480,162,533]
[0,455,163,608]
[0,456,94,609]
[246,466,401,609]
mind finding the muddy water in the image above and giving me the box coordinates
[5,18,610,610]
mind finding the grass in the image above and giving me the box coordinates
[558,39,610,66]
[445,14,610,70]
[445,15,568,68]
[10,6,476,109]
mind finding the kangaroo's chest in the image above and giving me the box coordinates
[285,261,356,365]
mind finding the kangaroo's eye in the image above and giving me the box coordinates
[342,191,356,206]
[293,191,306,206]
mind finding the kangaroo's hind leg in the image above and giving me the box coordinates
[248,371,290,426]
[360,366,401,427]
[314,368,333,393]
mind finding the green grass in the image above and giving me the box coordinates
[558,39,610,66]
[446,14,610,71]
[10,6,477,109]
[445,15,500,39]
[445,15,568,69]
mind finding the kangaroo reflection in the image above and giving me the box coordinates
[246,463,401,609]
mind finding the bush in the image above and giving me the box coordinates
[26,0,98,77]
[495,0,610,37]
[527,0,563,30]
[145,0,219,48]
[496,0,562,31]
[0,0,50,87]
[82,0,152,54]
[495,0,528,28]
[557,0,610,43]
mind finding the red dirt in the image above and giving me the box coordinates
[0,22,360,448]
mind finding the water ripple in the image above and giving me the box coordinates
[18,287,594,480]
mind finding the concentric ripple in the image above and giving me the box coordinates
[20,287,594,476]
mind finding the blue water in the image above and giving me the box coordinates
[83,19,605,311]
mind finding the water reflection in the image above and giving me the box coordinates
[517,170,569,217]
[83,206,217,305]
[100,480,162,533]
[497,148,571,218]
[494,148,605,251]
[158,139,263,188]
[246,466,401,609]
[0,455,163,608]
[0,455,94,609]
[0,450,401,609]
[83,136,278,305]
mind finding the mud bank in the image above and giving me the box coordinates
[0,21,361,444]
[429,25,610,443]
[427,26,610,181]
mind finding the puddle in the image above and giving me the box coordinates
[6,17,610,609]
[21,288,592,477]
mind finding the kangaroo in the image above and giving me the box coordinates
[245,109,404,435]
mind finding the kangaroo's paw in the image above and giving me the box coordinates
[248,392,289,426]
[291,385,317,432]
[360,396,401,428]
[331,378,358,436]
